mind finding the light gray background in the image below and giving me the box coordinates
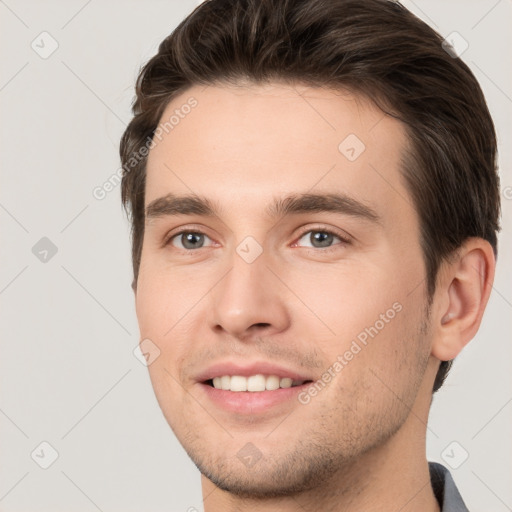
[0,1,510,511]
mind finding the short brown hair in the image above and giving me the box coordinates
[120,0,500,393]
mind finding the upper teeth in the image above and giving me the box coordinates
[211,374,305,392]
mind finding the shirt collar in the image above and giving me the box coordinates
[429,461,470,511]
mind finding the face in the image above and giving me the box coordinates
[136,82,434,497]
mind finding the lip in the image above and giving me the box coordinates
[198,380,313,414]
[195,361,314,383]
[195,361,315,415]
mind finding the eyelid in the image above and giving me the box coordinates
[162,224,216,249]
[292,224,353,246]
[163,224,353,250]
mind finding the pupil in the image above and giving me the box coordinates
[312,231,332,247]
[183,233,203,249]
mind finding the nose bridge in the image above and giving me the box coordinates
[209,240,290,338]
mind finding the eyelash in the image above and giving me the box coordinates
[294,226,351,252]
[163,226,351,253]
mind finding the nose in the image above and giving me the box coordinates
[209,248,291,341]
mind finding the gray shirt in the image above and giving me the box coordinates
[429,462,469,511]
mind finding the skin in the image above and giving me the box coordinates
[134,82,495,511]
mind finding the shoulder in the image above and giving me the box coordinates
[429,461,470,512]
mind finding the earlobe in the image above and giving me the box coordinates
[431,238,496,362]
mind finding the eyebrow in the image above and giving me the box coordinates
[145,192,381,224]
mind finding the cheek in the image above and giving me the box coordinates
[134,260,208,388]
[135,284,167,338]
[135,256,202,338]
[352,299,428,402]
[144,358,191,437]
[282,259,407,338]
[307,261,428,396]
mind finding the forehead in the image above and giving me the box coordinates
[144,82,414,224]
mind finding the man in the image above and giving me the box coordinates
[120,0,500,510]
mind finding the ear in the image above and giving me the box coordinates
[431,238,496,361]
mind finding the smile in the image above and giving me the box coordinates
[207,374,310,392]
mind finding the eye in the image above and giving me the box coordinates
[167,230,215,250]
[294,228,349,250]
[164,227,350,252]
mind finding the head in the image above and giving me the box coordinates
[120,0,500,500]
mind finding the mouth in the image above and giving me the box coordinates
[195,361,316,414]
[204,374,313,392]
